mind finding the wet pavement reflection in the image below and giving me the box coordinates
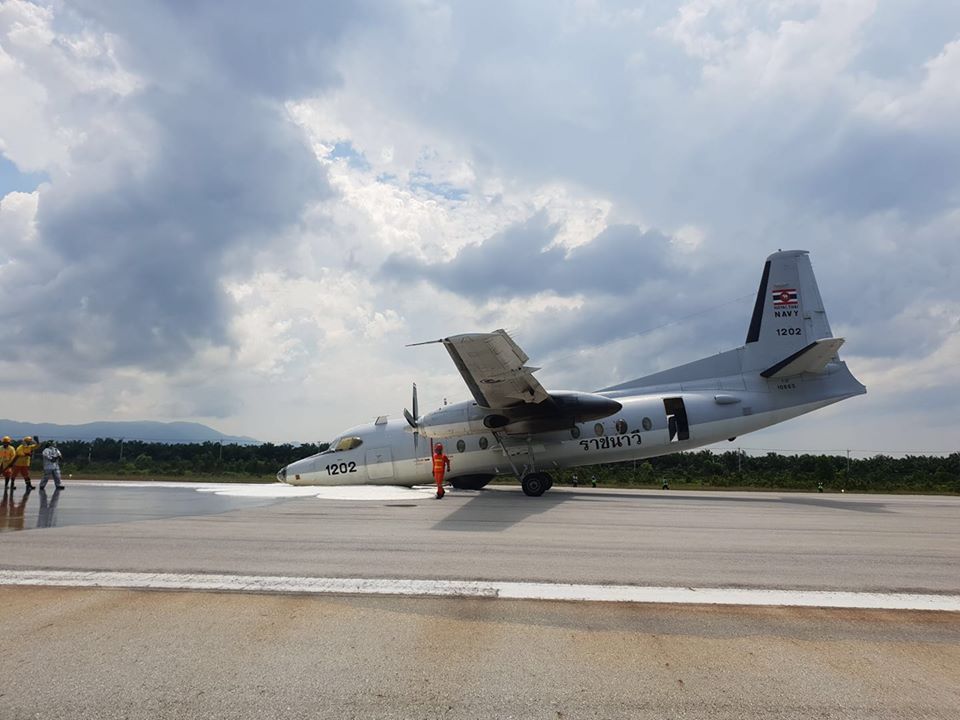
[0,484,281,532]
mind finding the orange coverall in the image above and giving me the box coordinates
[432,450,450,497]
[0,443,15,486]
[11,439,38,486]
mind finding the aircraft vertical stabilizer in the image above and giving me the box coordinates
[600,250,855,392]
[742,250,835,372]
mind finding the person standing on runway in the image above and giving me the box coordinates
[40,441,65,491]
[0,437,15,490]
[11,436,38,491]
[432,443,450,499]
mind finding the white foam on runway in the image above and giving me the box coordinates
[196,484,439,500]
[193,483,329,498]
[70,480,439,501]
[77,480,318,496]
[77,481,235,489]
[1,570,958,611]
[308,486,439,500]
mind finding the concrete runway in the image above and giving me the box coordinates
[3,587,959,720]
[2,481,959,718]
[2,482,958,592]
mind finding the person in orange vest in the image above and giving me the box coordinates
[0,437,15,490]
[11,436,39,492]
[432,443,450,499]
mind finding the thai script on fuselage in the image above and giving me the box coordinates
[579,433,643,451]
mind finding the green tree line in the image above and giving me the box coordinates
[44,439,328,481]
[20,440,960,492]
[551,450,960,494]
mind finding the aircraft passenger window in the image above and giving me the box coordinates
[456,439,466,453]
[334,437,363,451]
[479,436,489,450]
[615,419,628,435]
[642,417,653,431]
[570,426,581,439]
[594,422,605,437]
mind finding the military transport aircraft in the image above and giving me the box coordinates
[278,250,865,496]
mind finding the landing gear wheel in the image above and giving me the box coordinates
[521,472,551,497]
[544,475,553,490]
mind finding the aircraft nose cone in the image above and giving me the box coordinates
[276,466,287,483]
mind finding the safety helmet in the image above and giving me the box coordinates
[1,436,9,443]
[434,443,443,453]
[23,437,32,443]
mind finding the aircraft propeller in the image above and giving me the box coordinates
[403,382,420,449]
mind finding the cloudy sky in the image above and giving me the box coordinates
[1,0,958,453]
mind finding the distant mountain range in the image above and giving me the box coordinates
[0,419,259,445]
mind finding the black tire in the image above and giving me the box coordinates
[544,474,554,490]
[521,472,549,497]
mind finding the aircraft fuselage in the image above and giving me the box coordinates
[280,360,862,488]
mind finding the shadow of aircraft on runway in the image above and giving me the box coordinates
[580,490,893,514]
[432,487,891,531]
[432,487,575,531]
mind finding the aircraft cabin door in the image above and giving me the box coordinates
[663,397,690,443]
[366,447,395,482]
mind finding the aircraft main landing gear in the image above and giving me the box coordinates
[521,472,553,497]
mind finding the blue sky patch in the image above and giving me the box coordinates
[0,155,48,196]
[327,141,371,171]
[409,171,468,201]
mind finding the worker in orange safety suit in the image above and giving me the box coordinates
[11,436,39,491]
[432,443,450,499]
[0,436,15,490]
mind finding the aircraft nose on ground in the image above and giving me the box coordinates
[276,465,287,483]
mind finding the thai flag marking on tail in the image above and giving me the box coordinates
[772,288,798,307]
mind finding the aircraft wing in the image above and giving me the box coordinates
[417,329,550,409]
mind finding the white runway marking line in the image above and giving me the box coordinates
[0,571,958,611]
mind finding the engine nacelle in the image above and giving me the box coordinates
[417,401,490,439]
[416,392,622,439]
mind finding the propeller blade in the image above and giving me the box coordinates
[405,383,420,450]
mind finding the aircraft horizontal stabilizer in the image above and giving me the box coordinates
[760,338,845,379]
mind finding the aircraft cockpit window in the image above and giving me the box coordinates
[334,437,364,452]
[320,439,339,455]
